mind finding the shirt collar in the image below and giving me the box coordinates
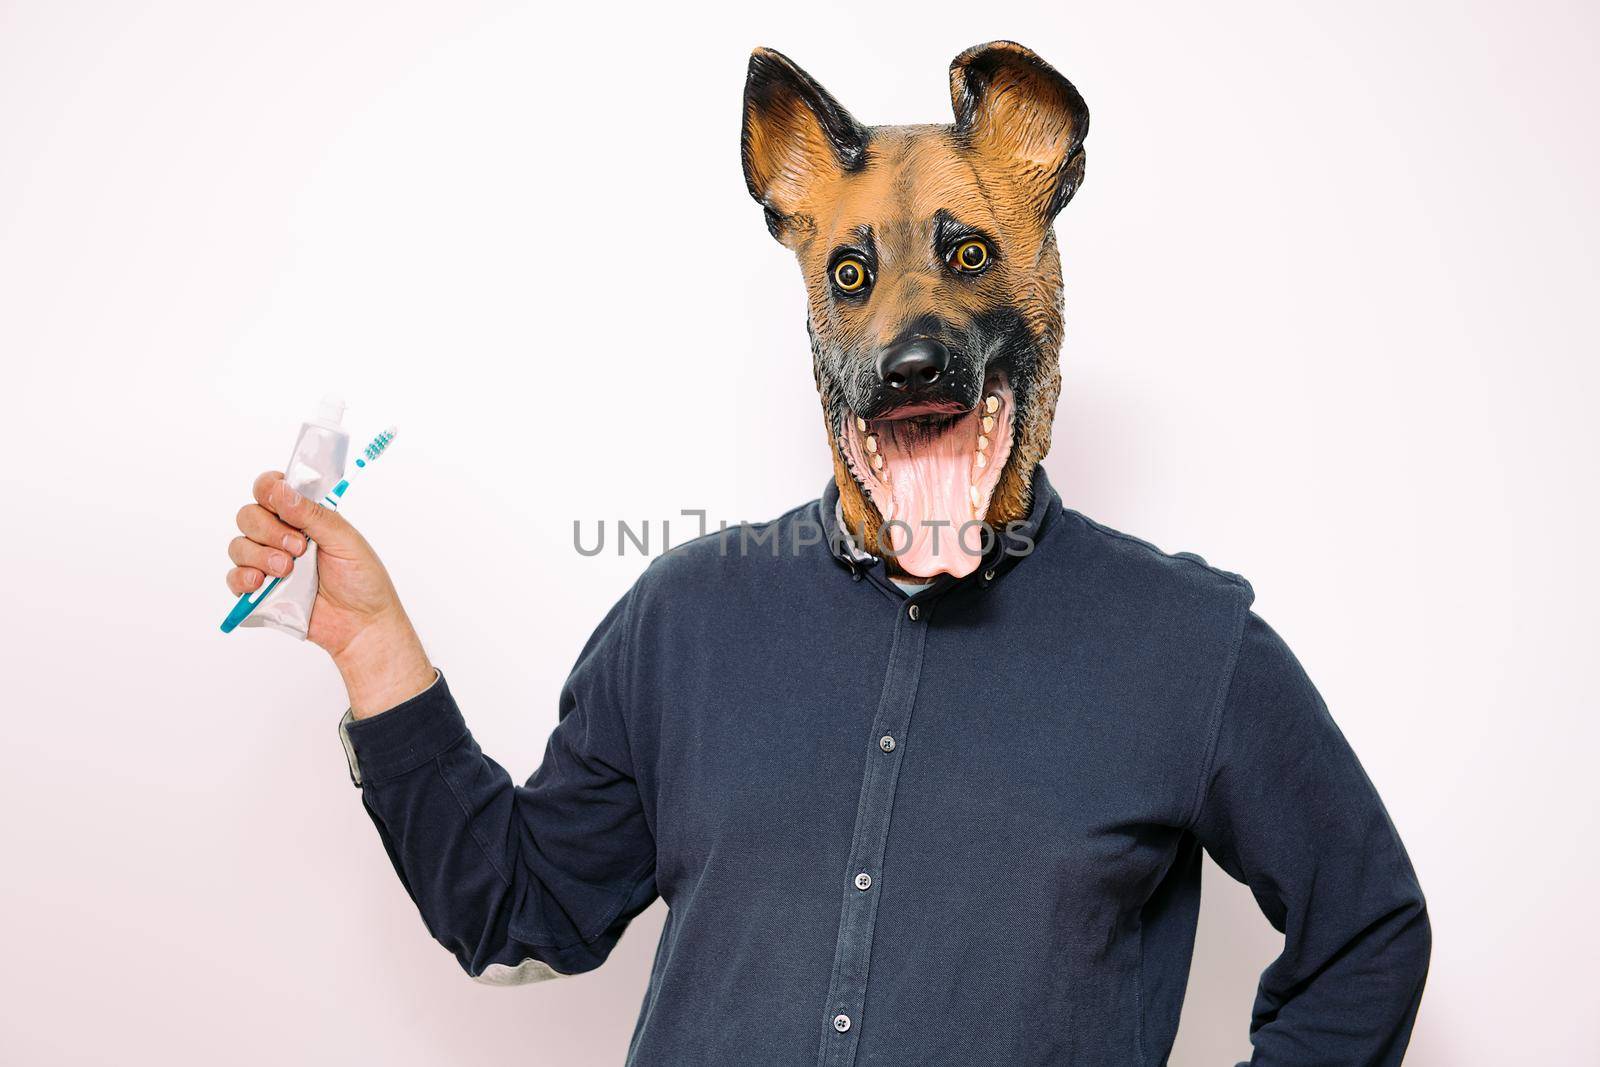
[819,465,1061,593]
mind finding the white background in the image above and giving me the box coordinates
[2,1,1596,1063]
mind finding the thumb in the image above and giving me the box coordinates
[271,479,360,551]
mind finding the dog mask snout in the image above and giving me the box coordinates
[878,337,950,393]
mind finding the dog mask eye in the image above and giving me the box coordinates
[832,257,870,294]
[950,239,990,273]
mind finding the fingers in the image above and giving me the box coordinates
[260,473,358,550]
[252,470,287,511]
[227,566,264,596]
[236,503,308,556]
[229,535,294,579]
[255,471,356,549]
[229,473,302,599]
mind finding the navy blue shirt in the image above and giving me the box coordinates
[342,470,1429,1065]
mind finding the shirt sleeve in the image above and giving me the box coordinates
[339,588,657,983]
[1190,612,1431,1066]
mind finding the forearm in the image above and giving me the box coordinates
[343,675,598,978]
[1245,890,1431,1065]
[338,592,659,982]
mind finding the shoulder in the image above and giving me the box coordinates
[1033,507,1257,661]
[625,497,825,604]
[608,498,829,671]
[1053,506,1255,607]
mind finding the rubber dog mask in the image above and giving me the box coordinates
[741,41,1089,578]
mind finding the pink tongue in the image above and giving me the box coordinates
[883,422,981,578]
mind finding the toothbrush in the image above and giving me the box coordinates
[220,427,398,634]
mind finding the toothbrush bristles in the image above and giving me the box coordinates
[363,427,397,461]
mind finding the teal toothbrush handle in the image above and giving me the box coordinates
[220,569,291,633]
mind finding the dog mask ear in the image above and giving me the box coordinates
[742,47,869,243]
[950,41,1089,221]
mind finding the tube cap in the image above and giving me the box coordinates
[313,393,346,429]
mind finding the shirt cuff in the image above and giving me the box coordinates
[337,669,464,787]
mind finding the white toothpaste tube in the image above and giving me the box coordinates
[238,394,350,639]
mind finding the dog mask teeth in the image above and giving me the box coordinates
[837,376,1014,578]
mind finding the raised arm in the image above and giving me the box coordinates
[1190,612,1431,1065]
[226,472,657,980]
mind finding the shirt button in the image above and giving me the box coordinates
[907,603,920,621]
[878,734,896,753]
[854,872,873,891]
[833,1013,851,1033]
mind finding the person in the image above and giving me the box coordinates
[224,40,1430,1067]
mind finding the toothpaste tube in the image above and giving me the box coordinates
[240,395,350,639]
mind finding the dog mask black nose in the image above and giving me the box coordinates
[877,337,951,392]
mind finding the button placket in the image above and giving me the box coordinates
[814,606,930,1067]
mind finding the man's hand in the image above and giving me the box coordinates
[227,470,435,717]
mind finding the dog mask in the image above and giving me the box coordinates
[741,41,1089,578]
